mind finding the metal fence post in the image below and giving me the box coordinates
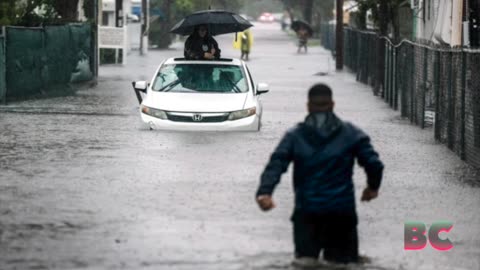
[0,26,6,104]
[410,44,415,123]
[344,29,349,68]
[402,45,407,116]
[336,0,344,70]
[421,47,428,129]
[434,50,441,140]
[460,50,467,159]
[384,42,390,102]
[393,46,398,109]
[356,32,361,81]
[92,0,99,77]
[447,51,454,149]
[388,42,393,103]
[389,43,394,106]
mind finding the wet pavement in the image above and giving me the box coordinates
[1,23,479,270]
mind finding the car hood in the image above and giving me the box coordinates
[144,92,248,112]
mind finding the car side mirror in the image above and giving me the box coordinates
[132,81,147,104]
[132,81,147,93]
[256,83,269,95]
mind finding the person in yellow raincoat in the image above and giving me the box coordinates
[233,29,253,61]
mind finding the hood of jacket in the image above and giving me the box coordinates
[301,112,343,142]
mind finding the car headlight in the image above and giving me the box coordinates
[141,105,167,120]
[228,107,256,121]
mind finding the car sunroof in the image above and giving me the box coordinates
[173,58,234,62]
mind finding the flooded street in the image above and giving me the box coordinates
[1,23,479,270]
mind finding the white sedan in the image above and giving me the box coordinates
[132,57,269,131]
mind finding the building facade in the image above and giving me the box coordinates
[99,0,132,26]
[413,0,480,47]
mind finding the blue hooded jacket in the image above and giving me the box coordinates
[256,112,384,214]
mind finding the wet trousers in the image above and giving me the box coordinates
[292,211,359,264]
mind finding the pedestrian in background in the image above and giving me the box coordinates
[281,12,290,31]
[255,83,384,266]
[233,29,253,61]
[296,26,309,53]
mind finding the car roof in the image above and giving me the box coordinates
[163,57,243,66]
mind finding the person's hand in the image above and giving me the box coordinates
[361,187,378,202]
[256,195,275,211]
[204,52,214,59]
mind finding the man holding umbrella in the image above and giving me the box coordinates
[296,26,310,53]
[291,20,313,53]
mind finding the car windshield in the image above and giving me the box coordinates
[152,64,249,93]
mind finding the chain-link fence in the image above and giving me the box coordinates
[3,23,94,101]
[321,25,480,169]
[346,28,378,88]
[320,24,335,52]
[0,36,5,104]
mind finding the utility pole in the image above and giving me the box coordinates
[93,0,99,76]
[140,0,148,55]
[336,0,344,70]
[375,0,388,96]
[451,0,463,46]
[115,0,123,27]
[114,0,123,63]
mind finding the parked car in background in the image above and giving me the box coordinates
[127,13,140,23]
[258,12,275,23]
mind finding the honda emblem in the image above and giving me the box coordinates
[192,114,203,122]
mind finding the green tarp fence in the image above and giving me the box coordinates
[0,36,5,103]
[5,24,93,100]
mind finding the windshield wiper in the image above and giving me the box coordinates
[158,79,181,92]
[224,78,241,93]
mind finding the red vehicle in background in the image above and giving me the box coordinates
[258,12,275,23]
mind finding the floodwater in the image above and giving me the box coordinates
[1,23,479,270]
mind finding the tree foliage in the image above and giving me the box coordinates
[281,0,334,36]
[353,0,409,40]
[0,0,82,26]
[83,0,95,20]
[0,0,20,25]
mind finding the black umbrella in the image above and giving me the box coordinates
[291,20,313,36]
[170,10,253,36]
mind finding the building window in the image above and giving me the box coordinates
[102,11,109,26]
